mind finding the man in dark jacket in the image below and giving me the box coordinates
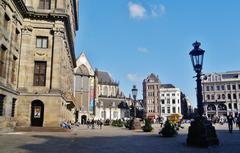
[227,113,234,133]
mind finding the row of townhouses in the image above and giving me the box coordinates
[142,73,186,120]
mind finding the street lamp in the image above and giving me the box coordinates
[186,41,219,147]
[132,85,138,118]
[189,41,205,116]
[129,85,141,130]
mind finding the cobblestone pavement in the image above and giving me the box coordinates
[0,124,240,153]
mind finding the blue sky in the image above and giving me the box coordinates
[75,0,240,107]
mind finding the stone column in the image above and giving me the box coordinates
[18,25,33,90]
[50,26,64,92]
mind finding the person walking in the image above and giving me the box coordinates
[227,113,234,133]
[87,119,90,129]
[91,119,95,129]
[100,119,103,129]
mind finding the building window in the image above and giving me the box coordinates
[206,86,210,91]
[167,99,170,104]
[11,98,16,117]
[172,93,175,96]
[172,99,175,104]
[210,86,214,91]
[172,107,176,113]
[167,93,170,96]
[0,46,7,78]
[207,95,210,100]
[216,86,220,90]
[161,100,165,104]
[221,85,225,90]
[234,103,237,109]
[211,95,215,100]
[222,94,225,100]
[36,36,48,48]
[4,14,10,30]
[233,94,236,99]
[11,56,17,83]
[161,94,165,97]
[101,111,105,118]
[162,107,165,114]
[167,107,170,114]
[228,94,231,100]
[113,111,118,119]
[33,61,47,86]
[39,0,51,9]
[217,94,221,100]
[232,85,236,90]
[227,85,231,90]
[238,84,240,90]
[0,95,5,116]
[228,103,232,109]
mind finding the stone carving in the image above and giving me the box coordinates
[53,27,65,38]
[35,52,46,57]
[22,25,33,35]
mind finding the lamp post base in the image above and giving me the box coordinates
[186,116,219,148]
[129,118,141,130]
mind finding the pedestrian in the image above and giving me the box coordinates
[236,114,240,130]
[227,112,234,133]
[87,119,90,129]
[91,119,95,129]
[100,119,103,129]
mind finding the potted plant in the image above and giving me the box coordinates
[159,119,177,137]
[142,119,153,132]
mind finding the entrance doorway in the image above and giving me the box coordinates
[31,100,44,127]
[81,115,87,124]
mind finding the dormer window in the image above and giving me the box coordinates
[39,0,51,9]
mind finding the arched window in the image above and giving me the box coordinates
[218,104,227,111]
[103,86,108,96]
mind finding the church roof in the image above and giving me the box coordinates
[97,71,118,85]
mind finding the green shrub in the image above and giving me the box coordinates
[142,119,153,132]
[159,119,177,137]
[111,119,124,127]
[104,119,111,126]
[124,120,130,128]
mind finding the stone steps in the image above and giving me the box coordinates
[14,127,70,132]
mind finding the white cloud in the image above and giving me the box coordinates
[128,1,146,19]
[151,4,166,17]
[137,47,149,53]
[127,74,143,83]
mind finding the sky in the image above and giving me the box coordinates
[75,0,240,107]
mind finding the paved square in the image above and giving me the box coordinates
[0,124,240,153]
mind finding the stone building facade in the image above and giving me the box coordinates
[0,0,22,130]
[0,0,79,128]
[160,84,181,119]
[74,52,95,124]
[95,70,128,120]
[202,71,240,118]
[143,73,161,119]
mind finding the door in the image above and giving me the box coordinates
[31,100,44,126]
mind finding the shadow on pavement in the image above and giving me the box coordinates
[19,129,240,153]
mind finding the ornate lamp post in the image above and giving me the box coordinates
[186,41,219,147]
[132,85,138,119]
[129,85,141,130]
